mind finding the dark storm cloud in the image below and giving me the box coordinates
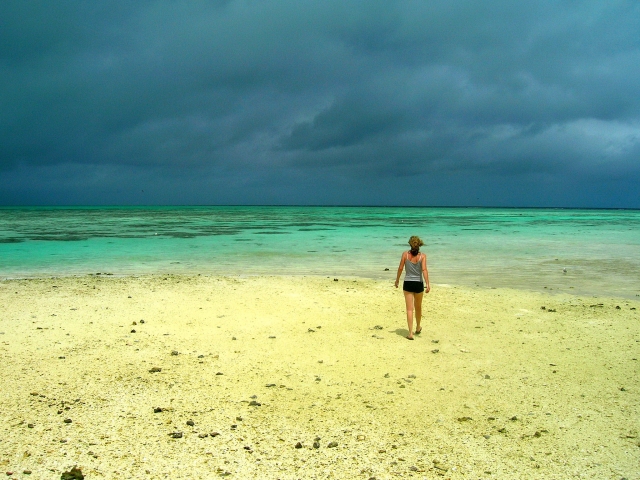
[1,1,639,206]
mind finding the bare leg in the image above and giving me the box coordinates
[414,292,424,333]
[404,291,415,339]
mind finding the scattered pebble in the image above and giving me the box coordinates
[249,400,261,406]
[171,351,179,356]
[169,432,183,439]
[198,433,208,438]
[295,442,303,449]
[60,467,84,480]
[149,367,162,373]
[216,372,223,375]
[327,441,338,448]
[431,349,439,354]
[313,441,320,448]
[63,418,72,424]
[130,329,136,333]
[186,420,195,426]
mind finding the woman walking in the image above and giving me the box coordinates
[394,236,430,340]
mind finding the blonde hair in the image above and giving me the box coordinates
[408,236,424,254]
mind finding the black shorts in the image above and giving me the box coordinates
[403,281,424,293]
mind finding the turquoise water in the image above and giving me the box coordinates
[1,206,639,298]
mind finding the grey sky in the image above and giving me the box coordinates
[1,1,639,206]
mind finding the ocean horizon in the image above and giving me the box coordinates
[1,206,639,299]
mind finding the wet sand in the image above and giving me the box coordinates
[1,275,638,479]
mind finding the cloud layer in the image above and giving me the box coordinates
[2,1,639,206]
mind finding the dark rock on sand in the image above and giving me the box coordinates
[171,351,179,356]
[153,407,163,413]
[249,400,261,406]
[186,420,195,426]
[63,418,72,424]
[295,442,303,449]
[149,367,162,373]
[130,329,136,333]
[327,441,338,448]
[60,467,84,480]
[313,441,320,449]
[169,432,183,439]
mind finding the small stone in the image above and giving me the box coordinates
[384,373,389,378]
[327,441,338,448]
[308,328,315,332]
[23,471,31,475]
[132,321,137,325]
[541,306,546,310]
[243,446,252,451]
[533,431,542,437]
[616,305,621,310]
[266,383,276,387]
[431,349,439,354]
[619,387,627,391]
[236,416,242,421]
[249,400,261,406]
[198,433,209,438]
[216,372,223,375]
[313,441,320,449]
[295,441,303,449]
[431,339,439,343]
[63,418,72,423]
[30,392,39,396]
[153,407,163,413]
[140,319,145,324]
[232,337,236,340]
[60,439,67,443]
[186,420,195,426]
[169,432,183,438]
[210,432,220,437]
[333,278,338,281]
[498,427,507,433]
[373,325,383,330]
[130,329,136,333]
[230,424,237,429]
[408,374,416,378]
[457,416,472,422]
[409,466,418,471]
[59,356,65,359]
[483,434,490,439]
[171,351,179,356]
[27,423,35,428]
[60,467,84,480]
[510,416,518,421]
[149,367,162,373]
[269,336,276,339]
[484,375,491,379]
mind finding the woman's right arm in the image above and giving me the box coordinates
[394,252,406,288]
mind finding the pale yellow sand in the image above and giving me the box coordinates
[1,275,639,479]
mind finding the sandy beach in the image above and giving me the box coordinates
[1,274,638,479]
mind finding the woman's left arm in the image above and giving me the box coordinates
[422,254,430,293]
